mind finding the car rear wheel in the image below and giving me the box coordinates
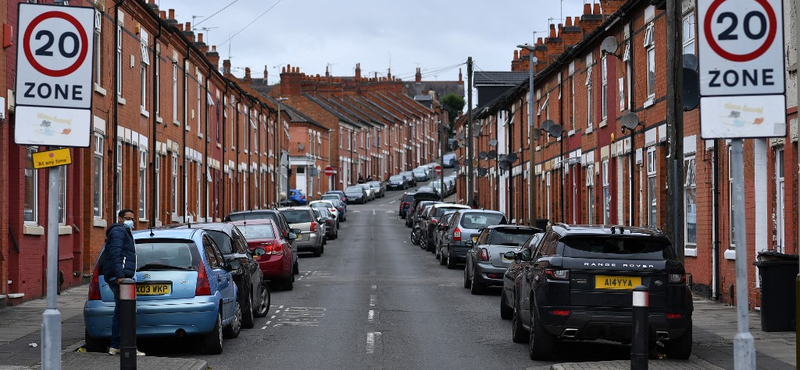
[664,324,692,360]
[446,253,458,269]
[84,330,107,353]
[463,267,471,289]
[241,292,255,329]
[500,290,513,320]
[470,273,485,295]
[293,260,300,275]
[439,251,447,266]
[529,307,555,360]
[512,304,529,343]
[282,274,294,291]
[204,311,224,354]
[313,245,322,257]
[223,302,242,339]
[253,284,270,318]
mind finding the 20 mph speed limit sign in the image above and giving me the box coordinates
[15,4,95,147]
[698,0,785,96]
[698,0,786,139]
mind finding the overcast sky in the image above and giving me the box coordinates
[158,0,586,86]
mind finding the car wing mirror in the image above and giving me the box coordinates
[226,259,242,272]
[288,232,298,240]
[253,247,266,256]
[503,251,517,261]
[465,239,474,247]
[292,228,302,234]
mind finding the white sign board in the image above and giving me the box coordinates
[14,4,95,147]
[698,0,786,139]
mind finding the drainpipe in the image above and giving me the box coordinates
[112,0,124,217]
[151,17,161,227]
[712,141,720,300]
[203,76,209,220]
[182,44,189,223]
[222,83,229,215]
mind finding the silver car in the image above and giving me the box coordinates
[278,207,325,257]
[440,210,507,269]
[359,183,375,201]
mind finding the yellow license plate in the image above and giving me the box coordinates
[471,236,478,242]
[595,276,641,290]
[136,283,170,296]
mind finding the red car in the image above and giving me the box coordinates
[231,219,298,291]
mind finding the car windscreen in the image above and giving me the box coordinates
[459,213,506,229]
[434,207,464,217]
[282,210,313,223]
[321,195,340,202]
[135,240,200,271]
[205,230,234,254]
[402,194,415,202]
[237,224,276,240]
[487,229,536,246]
[560,236,675,260]
[389,175,403,181]
[345,187,362,194]
[225,211,272,221]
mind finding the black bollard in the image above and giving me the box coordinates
[631,285,648,370]
[119,278,137,370]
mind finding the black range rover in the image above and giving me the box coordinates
[508,224,693,360]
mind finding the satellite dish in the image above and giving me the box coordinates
[683,53,698,71]
[488,150,497,159]
[472,124,482,137]
[479,151,489,160]
[450,141,460,150]
[532,130,541,140]
[457,133,465,140]
[499,160,511,170]
[298,144,305,150]
[546,123,563,137]
[489,139,498,147]
[477,167,487,176]
[507,153,518,163]
[683,68,700,111]
[498,154,508,162]
[621,112,640,131]
[542,120,554,132]
[600,36,619,55]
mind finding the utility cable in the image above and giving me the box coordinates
[218,0,284,46]
[195,0,240,27]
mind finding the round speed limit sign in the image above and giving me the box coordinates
[15,4,95,110]
[698,0,785,96]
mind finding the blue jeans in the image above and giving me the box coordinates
[108,280,121,349]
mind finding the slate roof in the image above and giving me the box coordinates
[474,71,529,86]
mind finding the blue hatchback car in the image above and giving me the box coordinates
[84,228,241,354]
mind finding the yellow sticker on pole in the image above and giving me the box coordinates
[32,148,72,169]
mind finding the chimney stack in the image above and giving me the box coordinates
[206,45,220,71]
[223,59,231,75]
[580,2,604,39]
[561,16,582,49]
[244,67,252,83]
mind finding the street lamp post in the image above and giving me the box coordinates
[275,97,287,206]
[518,43,537,226]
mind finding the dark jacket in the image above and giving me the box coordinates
[103,223,137,283]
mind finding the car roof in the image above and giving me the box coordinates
[483,224,542,232]
[225,209,280,219]
[278,206,313,211]
[229,219,276,226]
[550,223,668,238]
[432,203,470,209]
[132,228,201,240]
[170,222,236,234]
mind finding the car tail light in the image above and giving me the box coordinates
[453,228,462,241]
[88,263,102,300]
[195,261,212,296]
[545,269,569,280]
[430,218,438,225]
[479,248,489,261]
[666,313,685,319]
[550,309,571,316]
[329,208,336,214]
[310,222,317,232]
[261,242,285,255]
[669,273,686,284]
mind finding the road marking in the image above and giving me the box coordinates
[371,285,377,290]
[366,332,382,354]
[370,294,377,307]
[262,321,271,329]
[351,210,361,213]
[367,309,377,323]
[272,307,326,327]
[389,200,397,204]
[373,209,376,215]
[369,270,376,276]
[385,210,395,214]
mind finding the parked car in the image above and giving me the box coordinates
[430,181,444,198]
[412,168,428,182]
[175,222,270,328]
[311,205,338,240]
[399,192,415,219]
[399,171,417,187]
[439,209,507,269]
[368,180,386,198]
[344,185,367,204]
[324,190,348,206]
[463,225,541,295]
[310,200,340,226]
[387,175,407,190]
[288,189,307,205]
[223,210,299,252]
[421,204,471,252]
[508,224,693,360]
[405,192,440,227]
[231,219,298,291]
[320,195,347,221]
[278,207,325,257]
[84,228,241,354]
[410,202,440,245]
[432,211,458,256]
[359,183,376,201]
[501,232,546,320]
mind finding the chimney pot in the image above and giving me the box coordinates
[565,16,573,27]
[593,3,601,15]
[159,10,166,19]
[198,33,204,43]
[168,9,175,20]
[584,3,591,14]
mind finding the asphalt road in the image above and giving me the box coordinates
[127,180,634,370]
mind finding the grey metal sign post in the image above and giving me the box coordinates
[697,0,786,368]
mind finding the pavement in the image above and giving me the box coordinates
[0,284,796,370]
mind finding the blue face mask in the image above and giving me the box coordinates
[123,220,134,229]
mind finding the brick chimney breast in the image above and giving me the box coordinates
[207,45,220,71]
[223,59,231,75]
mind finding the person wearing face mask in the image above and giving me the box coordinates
[103,209,144,356]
